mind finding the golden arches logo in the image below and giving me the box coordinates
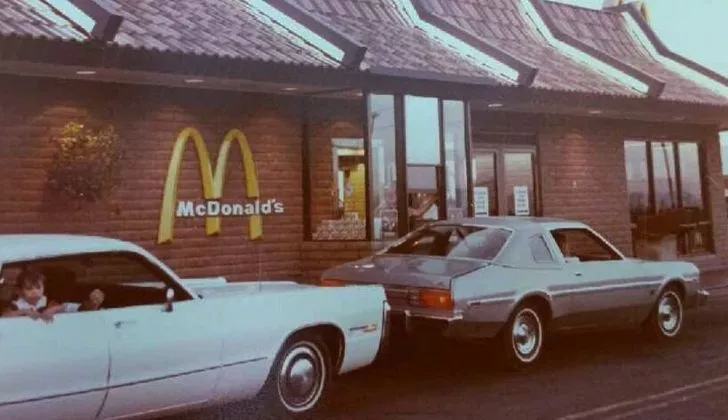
[157,127,264,244]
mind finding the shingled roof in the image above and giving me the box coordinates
[413,0,636,96]
[541,1,728,105]
[0,0,87,41]
[91,0,338,67]
[283,0,508,85]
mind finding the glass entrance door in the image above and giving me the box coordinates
[471,138,538,217]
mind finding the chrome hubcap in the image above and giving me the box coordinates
[658,291,682,336]
[277,344,325,412]
[511,308,542,362]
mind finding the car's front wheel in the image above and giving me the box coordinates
[258,333,331,419]
[643,286,684,340]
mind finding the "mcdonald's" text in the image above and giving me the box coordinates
[176,199,285,218]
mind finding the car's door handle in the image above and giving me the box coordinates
[114,320,137,329]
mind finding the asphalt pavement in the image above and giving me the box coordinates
[177,290,728,420]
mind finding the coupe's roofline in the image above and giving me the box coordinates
[0,234,143,264]
[430,217,588,230]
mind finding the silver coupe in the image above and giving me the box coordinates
[320,217,710,369]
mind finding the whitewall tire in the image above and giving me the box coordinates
[499,304,545,371]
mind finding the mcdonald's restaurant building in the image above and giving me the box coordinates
[2,0,728,282]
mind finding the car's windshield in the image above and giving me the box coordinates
[383,224,511,260]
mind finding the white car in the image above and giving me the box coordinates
[0,234,389,420]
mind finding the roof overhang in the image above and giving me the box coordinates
[409,0,537,86]
[526,0,665,97]
[607,1,728,100]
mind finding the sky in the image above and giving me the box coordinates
[557,0,728,173]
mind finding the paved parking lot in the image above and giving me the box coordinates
[177,291,728,419]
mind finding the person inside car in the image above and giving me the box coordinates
[1,267,105,322]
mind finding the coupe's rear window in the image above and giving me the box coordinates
[383,225,511,260]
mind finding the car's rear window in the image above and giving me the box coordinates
[447,227,512,260]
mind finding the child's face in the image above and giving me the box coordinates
[20,281,44,304]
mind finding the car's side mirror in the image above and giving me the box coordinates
[163,288,175,312]
[564,256,581,264]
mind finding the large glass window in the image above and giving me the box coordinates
[369,94,397,240]
[443,101,468,220]
[405,96,442,231]
[721,131,728,215]
[625,140,712,259]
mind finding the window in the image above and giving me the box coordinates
[311,137,367,241]
[383,224,511,261]
[721,132,728,215]
[529,236,554,263]
[551,228,621,262]
[384,225,452,256]
[443,101,468,219]
[0,252,190,313]
[369,94,398,240]
[624,140,712,259]
[405,96,442,231]
[447,226,511,260]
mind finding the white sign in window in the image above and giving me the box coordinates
[514,185,530,216]
[474,187,490,216]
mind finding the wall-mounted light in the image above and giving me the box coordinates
[488,103,504,108]
[282,87,299,91]
[184,78,204,84]
[75,70,97,75]
[588,109,602,115]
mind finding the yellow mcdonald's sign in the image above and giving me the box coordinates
[157,127,282,244]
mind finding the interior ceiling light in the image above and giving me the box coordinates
[392,0,520,84]
[518,0,650,95]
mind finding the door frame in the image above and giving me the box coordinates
[471,139,540,217]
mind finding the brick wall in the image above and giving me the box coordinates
[300,241,390,282]
[0,75,312,282]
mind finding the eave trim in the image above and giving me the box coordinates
[617,2,728,88]
[367,65,502,87]
[410,0,538,87]
[263,0,367,69]
[530,0,664,98]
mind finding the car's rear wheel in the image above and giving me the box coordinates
[643,286,684,341]
[257,333,331,419]
[498,304,545,371]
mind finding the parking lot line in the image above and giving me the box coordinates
[603,382,728,420]
[556,373,728,420]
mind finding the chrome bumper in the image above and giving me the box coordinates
[389,309,463,336]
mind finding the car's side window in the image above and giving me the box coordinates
[529,235,554,263]
[1,252,190,315]
[550,228,621,262]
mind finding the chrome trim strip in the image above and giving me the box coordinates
[467,296,514,306]
[0,357,267,407]
[551,280,663,297]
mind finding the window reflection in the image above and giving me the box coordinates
[443,101,467,219]
[472,150,498,216]
[369,94,398,240]
[405,96,441,231]
[504,152,535,216]
[311,138,366,240]
[625,140,712,259]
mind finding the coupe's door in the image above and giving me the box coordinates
[0,313,109,420]
[550,228,651,328]
[98,300,224,420]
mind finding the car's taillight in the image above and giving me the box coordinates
[410,288,453,309]
[320,278,347,287]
